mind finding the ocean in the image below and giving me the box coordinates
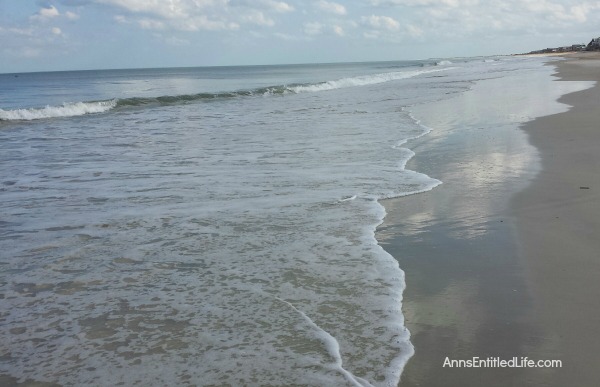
[0,57,566,386]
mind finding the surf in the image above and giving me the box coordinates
[1,67,455,121]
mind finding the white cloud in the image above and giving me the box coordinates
[332,25,344,36]
[304,21,346,37]
[138,18,166,30]
[0,27,35,37]
[164,36,190,46]
[19,47,43,58]
[93,0,291,31]
[180,16,240,31]
[274,32,306,40]
[65,11,80,20]
[522,0,600,23]
[242,11,276,26]
[363,30,380,39]
[230,0,294,12]
[97,0,189,19]
[370,0,470,6]
[0,12,74,65]
[362,15,400,31]
[365,0,600,42]
[40,6,61,18]
[262,0,294,12]
[31,6,61,21]
[406,24,423,37]
[304,21,323,35]
[316,1,347,15]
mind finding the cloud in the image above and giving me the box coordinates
[138,19,166,30]
[274,32,308,41]
[230,0,294,12]
[365,0,600,42]
[242,11,275,26]
[119,13,218,31]
[361,15,400,31]
[96,0,190,19]
[0,27,35,37]
[1,9,73,64]
[304,21,323,35]
[332,25,344,36]
[65,11,80,20]
[519,0,600,23]
[315,1,347,15]
[164,36,190,46]
[17,47,44,58]
[303,21,345,37]
[92,0,292,31]
[370,0,468,6]
[406,24,423,37]
[262,0,294,12]
[30,5,61,21]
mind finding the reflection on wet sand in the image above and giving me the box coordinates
[378,69,591,387]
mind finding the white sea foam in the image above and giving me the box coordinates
[289,67,454,93]
[436,60,453,66]
[0,100,116,121]
[339,195,357,202]
[275,297,374,387]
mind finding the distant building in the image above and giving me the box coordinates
[521,36,600,55]
[587,37,600,50]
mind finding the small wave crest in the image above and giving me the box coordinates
[435,60,453,66]
[289,67,453,93]
[1,67,455,121]
[0,100,117,121]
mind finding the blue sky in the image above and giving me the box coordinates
[1,0,599,73]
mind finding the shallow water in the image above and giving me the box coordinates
[0,57,566,385]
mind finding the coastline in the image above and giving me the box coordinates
[377,54,599,386]
[511,52,600,386]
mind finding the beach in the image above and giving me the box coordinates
[379,53,600,386]
[2,55,597,385]
[512,52,600,386]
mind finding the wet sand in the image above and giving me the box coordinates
[378,53,600,386]
[511,52,600,386]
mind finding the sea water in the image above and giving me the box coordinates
[0,57,559,386]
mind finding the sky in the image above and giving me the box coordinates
[0,0,599,73]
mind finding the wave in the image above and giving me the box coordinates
[1,67,454,121]
[289,67,452,93]
[435,60,453,66]
[0,100,117,121]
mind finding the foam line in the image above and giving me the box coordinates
[290,67,454,93]
[0,100,117,121]
[274,297,374,387]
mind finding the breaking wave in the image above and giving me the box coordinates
[289,67,452,93]
[1,67,454,121]
[0,100,117,121]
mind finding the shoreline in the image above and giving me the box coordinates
[511,52,600,386]
[377,53,599,386]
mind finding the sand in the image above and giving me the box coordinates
[378,52,600,386]
[511,52,600,386]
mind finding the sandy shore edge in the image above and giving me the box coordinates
[377,53,600,386]
[511,51,600,386]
